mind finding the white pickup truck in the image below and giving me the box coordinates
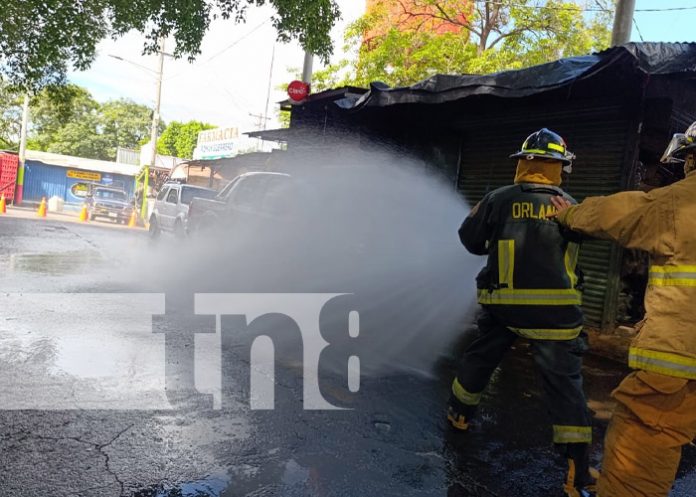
[149,183,217,238]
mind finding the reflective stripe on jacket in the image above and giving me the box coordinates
[460,182,584,336]
[558,172,696,379]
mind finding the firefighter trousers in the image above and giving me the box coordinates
[452,310,592,445]
[598,371,696,497]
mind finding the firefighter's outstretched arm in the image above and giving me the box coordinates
[458,198,491,256]
[551,190,675,256]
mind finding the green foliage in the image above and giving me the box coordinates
[41,115,112,160]
[0,82,159,160]
[1,0,341,90]
[0,83,24,149]
[26,84,100,153]
[314,0,613,90]
[156,121,216,159]
[101,99,161,159]
[278,109,291,129]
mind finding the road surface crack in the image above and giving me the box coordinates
[4,424,134,497]
[95,423,134,497]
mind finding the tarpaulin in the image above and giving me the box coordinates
[335,43,696,111]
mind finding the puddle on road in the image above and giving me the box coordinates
[131,458,321,497]
[3,250,104,276]
[132,475,230,497]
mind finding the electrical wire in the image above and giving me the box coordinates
[198,18,271,65]
[633,17,646,42]
[165,18,271,81]
[476,1,696,13]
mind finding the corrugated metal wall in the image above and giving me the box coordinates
[23,161,136,204]
[455,102,633,328]
[22,162,68,202]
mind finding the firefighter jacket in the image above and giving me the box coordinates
[557,171,696,380]
[460,182,584,339]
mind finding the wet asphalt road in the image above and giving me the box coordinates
[1,215,695,497]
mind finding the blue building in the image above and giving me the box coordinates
[22,150,140,209]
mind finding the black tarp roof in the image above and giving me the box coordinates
[334,43,696,111]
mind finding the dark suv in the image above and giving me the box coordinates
[86,187,133,224]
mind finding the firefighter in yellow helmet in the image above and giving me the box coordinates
[551,122,696,497]
[448,129,597,497]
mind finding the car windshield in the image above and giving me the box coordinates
[95,189,126,201]
[181,186,217,205]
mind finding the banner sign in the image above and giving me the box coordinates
[67,169,101,181]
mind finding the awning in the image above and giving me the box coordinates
[246,127,309,143]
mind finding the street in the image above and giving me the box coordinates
[1,215,695,496]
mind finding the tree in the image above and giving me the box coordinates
[157,121,216,159]
[313,0,613,90]
[26,84,100,153]
[0,82,24,149]
[1,0,341,90]
[43,115,113,160]
[101,99,161,159]
[14,84,158,160]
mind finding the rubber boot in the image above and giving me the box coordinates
[446,395,471,431]
[563,443,598,497]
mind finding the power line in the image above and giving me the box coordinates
[477,1,696,13]
[633,17,646,42]
[165,18,271,81]
[199,18,271,65]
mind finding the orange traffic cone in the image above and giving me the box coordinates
[0,194,6,214]
[127,210,137,228]
[37,197,47,218]
[79,203,88,222]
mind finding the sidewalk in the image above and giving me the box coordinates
[1,204,147,231]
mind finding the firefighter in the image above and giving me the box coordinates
[448,128,596,497]
[551,123,696,497]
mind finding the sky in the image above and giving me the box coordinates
[69,1,366,135]
[68,0,696,135]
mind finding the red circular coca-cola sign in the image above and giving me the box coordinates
[287,80,310,102]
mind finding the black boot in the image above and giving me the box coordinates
[446,395,471,431]
[562,443,598,497]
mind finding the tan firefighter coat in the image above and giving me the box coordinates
[557,171,696,379]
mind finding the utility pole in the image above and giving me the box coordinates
[141,36,166,220]
[302,51,313,85]
[15,94,30,205]
[260,43,277,153]
[263,43,277,132]
[249,112,271,150]
[611,0,636,46]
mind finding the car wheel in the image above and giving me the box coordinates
[149,216,161,238]
[174,219,186,239]
[197,215,215,236]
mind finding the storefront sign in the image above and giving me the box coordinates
[193,127,241,160]
[67,169,101,181]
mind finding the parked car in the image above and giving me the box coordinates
[149,183,218,237]
[86,187,133,224]
[186,172,292,236]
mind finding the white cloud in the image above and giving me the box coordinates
[68,1,366,134]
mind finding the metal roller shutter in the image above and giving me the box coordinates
[455,102,632,328]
